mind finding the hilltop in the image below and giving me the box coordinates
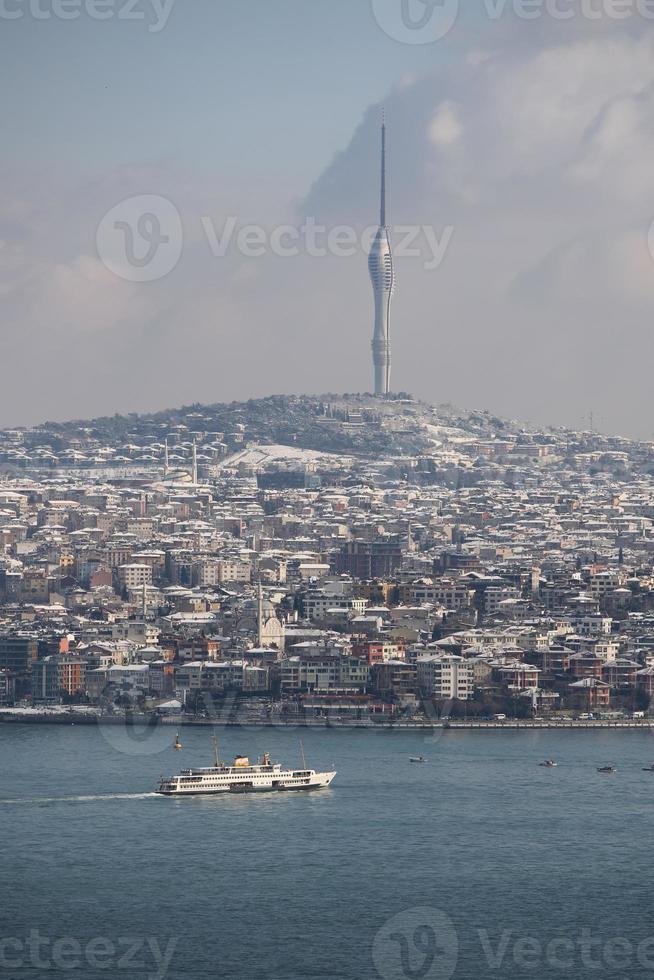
[1,393,652,485]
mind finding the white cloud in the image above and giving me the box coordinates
[32,255,153,333]
[429,101,463,146]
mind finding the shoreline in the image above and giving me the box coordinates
[1,711,653,732]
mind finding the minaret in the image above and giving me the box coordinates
[368,114,396,397]
[191,438,198,485]
[257,580,264,647]
[163,438,169,477]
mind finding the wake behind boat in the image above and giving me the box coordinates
[157,740,336,797]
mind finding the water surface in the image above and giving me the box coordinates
[2,724,653,979]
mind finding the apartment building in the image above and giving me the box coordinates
[416,654,474,701]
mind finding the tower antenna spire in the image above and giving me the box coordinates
[380,110,387,227]
[368,109,395,398]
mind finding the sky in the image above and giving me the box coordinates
[2,0,654,437]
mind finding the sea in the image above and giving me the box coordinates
[2,722,654,980]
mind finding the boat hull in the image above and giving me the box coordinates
[158,784,328,796]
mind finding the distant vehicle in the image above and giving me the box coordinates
[494,714,507,721]
[633,711,646,719]
[579,713,594,721]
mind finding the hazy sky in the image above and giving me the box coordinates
[2,1,654,437]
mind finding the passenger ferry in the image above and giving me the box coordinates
[157,741,336,797]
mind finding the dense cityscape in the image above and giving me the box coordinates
[8,4,654,979]
[1,392,654,729]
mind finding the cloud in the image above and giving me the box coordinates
[2,24,654,437]
[299,30,654,437]
[429,102,464,147]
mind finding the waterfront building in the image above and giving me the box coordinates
[416,654,474,701]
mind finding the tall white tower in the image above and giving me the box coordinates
[368,116,396,397]
[191,438,198,485]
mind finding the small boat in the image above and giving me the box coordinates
[410,756,427,764]
[174,733,182,751]
[642,765,654,772]
[597,766,617,774]
[539,760,557,768]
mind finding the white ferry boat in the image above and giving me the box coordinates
[157,742,336,797]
